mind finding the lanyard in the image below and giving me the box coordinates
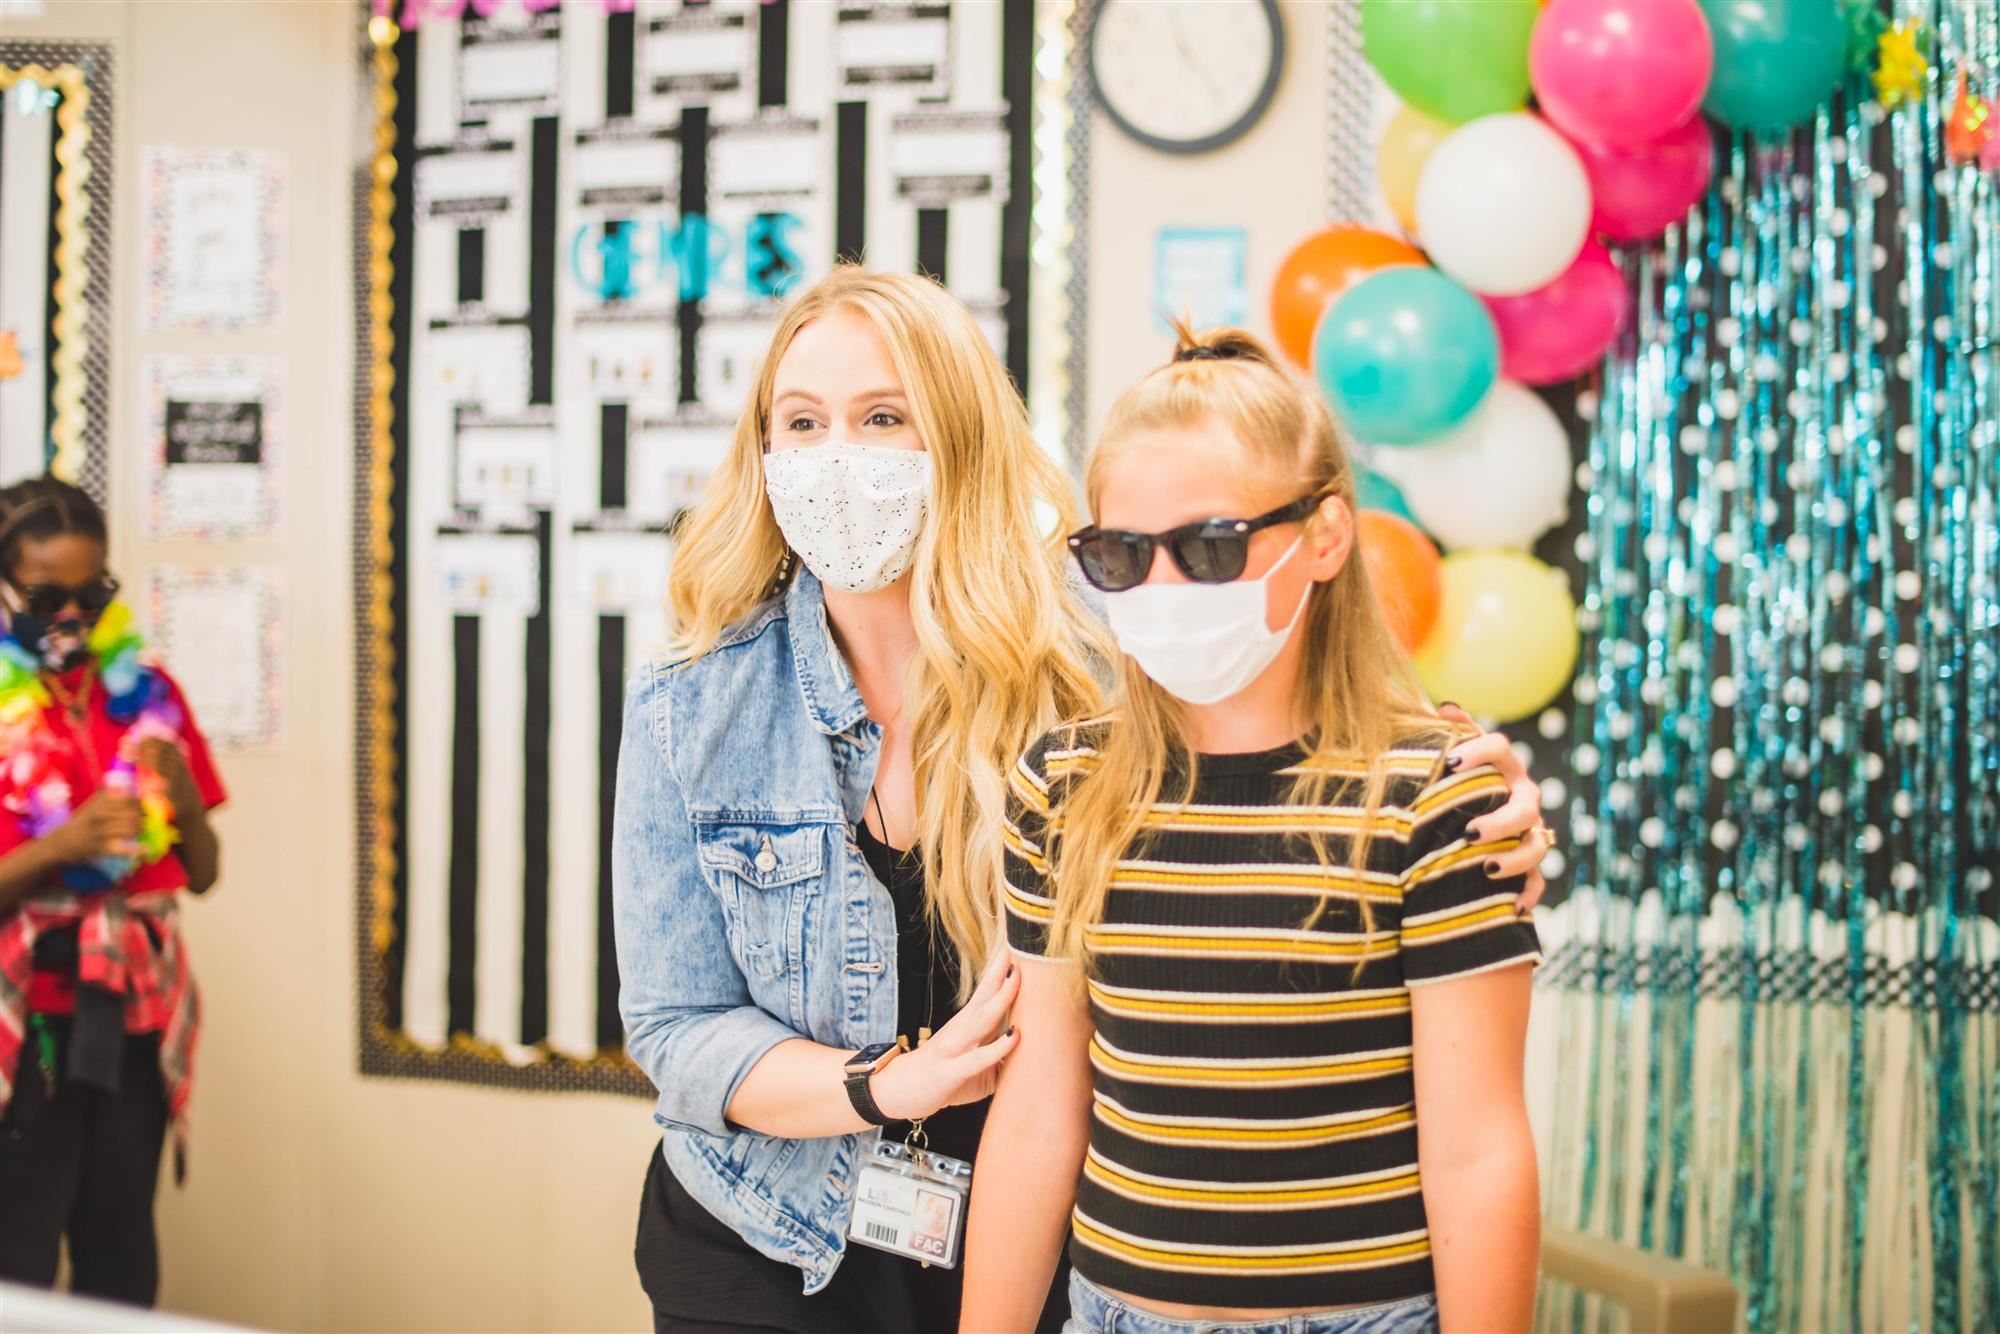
[861,784,937,1150]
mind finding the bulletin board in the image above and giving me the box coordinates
[355,0,1084,1093]
[0,43,114,497]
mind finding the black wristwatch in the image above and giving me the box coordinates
[844,1039,906,1127]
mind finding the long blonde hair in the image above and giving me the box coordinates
[669,266,1110,985]
[1046,323,1442,964]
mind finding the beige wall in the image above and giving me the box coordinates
[5,2,657,1330]
[1082,1,1331,440]
[0,2,1400,1331]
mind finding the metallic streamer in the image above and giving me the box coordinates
[1543,0,2000,1328]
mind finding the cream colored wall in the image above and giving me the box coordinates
[4,2,657,1330]
[1081,0,1331,440]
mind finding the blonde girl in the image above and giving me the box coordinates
[964,327,1542,1334]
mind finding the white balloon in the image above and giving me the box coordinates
[1415,113,1591,297]
[1396,380,1572,550]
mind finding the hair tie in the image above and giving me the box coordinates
[1176,346,1226,362]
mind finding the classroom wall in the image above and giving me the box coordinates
[3,4,1553,1331]
[1082,2,1332,436]
[5,2,657,1330]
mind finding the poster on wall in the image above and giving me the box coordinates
[143,356,284,540]
[142,147,286,333]
[358,0,1039,1091]
[146,565,285,752]
[1152,226,1248,334]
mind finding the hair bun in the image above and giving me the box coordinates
[1165,320,1275,369]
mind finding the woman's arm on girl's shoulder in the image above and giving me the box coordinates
[1437,704,1554,911]
[961,951,1094,1333]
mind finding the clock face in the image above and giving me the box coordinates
[1091,0,1283,154]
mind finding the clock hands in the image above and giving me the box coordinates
[1169,3,1226,104]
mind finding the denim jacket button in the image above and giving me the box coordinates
[755,837,778,873]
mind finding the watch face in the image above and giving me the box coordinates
[1090,0,1283,155]
[848,1041,901,1072]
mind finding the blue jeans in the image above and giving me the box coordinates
[1063,1270,1441,1334]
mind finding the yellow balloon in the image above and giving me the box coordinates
[1413,550,1578,723]
[1377,105,1453,237]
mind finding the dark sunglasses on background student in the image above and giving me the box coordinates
[1068,494,1322,593]
[6,575,120,619]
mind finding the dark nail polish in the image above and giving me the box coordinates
[1485,861,1502,876]
[1465,824,1481,842]
[1003,1026,1015,1039]
[1445,755,1463,773]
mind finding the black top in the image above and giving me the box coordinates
[635,822,1067,1334]
[856,823,986,1167]
[1004,728,1541,1311]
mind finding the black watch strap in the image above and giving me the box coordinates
[845,1066,892,1127]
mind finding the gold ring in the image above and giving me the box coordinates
[1535,826,1559,851]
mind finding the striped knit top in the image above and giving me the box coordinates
[1002,725,1541,1310]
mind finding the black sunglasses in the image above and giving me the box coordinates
[1068,494,1323,594]
[11,575,120,619]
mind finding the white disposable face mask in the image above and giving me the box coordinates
[763,441,933,594]
[1103,537,1313,706]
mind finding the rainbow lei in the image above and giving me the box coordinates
[0,602,183,891]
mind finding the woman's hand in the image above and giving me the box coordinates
[1440,704,1553,912]
[872,946,1022,1122]
[48,790,144,863]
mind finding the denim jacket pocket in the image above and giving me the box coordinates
[694,820,828,984]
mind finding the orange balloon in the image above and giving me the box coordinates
[1357,510,1443,652]
[1270,225,1426,370]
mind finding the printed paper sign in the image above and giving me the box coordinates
[1154,227,1248,334]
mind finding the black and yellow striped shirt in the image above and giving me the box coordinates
[1002,726,1541,1310]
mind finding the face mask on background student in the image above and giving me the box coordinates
[2,586,105,674]
[1103,538,1313,706]
[763,442,933,594]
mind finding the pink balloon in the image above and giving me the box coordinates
[1571,115,1717,242]
[1530,0,1714,148]
[1482,240,1629,385]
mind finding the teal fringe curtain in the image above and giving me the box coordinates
[1541,0,2000,1329]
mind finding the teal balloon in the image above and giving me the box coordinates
[1313,267,1498,447]
[1355,467,1418,524]
[1699,0,1848,132]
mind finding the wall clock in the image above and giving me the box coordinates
[1089,0,1285,156]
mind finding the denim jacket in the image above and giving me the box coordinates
[612,568,900,1293]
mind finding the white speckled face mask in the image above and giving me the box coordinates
[763,442,933,594]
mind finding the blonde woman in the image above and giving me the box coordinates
[964,328,1542,1334]
[612,272,1550,1334]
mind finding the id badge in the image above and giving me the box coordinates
[846,1137,972,1268]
